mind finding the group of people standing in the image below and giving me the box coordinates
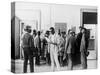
[21,25,90,73]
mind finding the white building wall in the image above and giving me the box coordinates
[14,2,97,59]
[51,4,97,33]
[15,2,51,31]
[15,2,97,33]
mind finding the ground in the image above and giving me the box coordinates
[11,59,97,73]
[11,50,97,73]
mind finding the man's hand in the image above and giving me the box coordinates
[49,42,57,45]
[63,52,67,60]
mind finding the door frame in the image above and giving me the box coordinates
[80,8,97,27]
[80,8,98,59]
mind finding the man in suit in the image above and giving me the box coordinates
[34,31,41,65]
[32,29,37,39]
[21,26,34,73]
[75,26,83,65]
[80,27,89,69]
[32,30,37,57]
[65,30,76,70]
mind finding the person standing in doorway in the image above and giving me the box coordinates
[80,27,89,69]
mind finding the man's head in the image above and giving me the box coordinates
[49,27,55,34]
[37,31,41,36]
[58,29,61,36]
[33,29,37,36]
[24,25,31,33]
[45,30,50,37]
[68,29,71,35]
[79,26,83,32]
[72,32,75,36]
[69,30,73,36]
[61,32,65,37]
[81,27,87,33]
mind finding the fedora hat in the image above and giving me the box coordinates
[79,26,84,29]
[79,26,87,30]
[24,25,31,32]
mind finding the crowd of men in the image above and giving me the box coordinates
[21,25,90,73]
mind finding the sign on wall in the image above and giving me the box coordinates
[55,23,67,33]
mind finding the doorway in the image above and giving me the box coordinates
[18,10,41,59]
[80,9,97,59]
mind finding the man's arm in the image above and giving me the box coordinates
[65,37,69,52]
[34,36,37,48]
[45,35,57,45]
[29,36,33,50]
[63,37,69,60]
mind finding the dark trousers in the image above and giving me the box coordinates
[59,51,64,66]
[23,47,34,73]
[46,53,51,65]
[72,52,81,65]
[35,55,40,65]
[67,53,73,70]
[58,56,63,66]
[35,48,40,65]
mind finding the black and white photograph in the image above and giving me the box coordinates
[11,2,98,73]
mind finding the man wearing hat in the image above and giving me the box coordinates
[80,27,89,69]
[21,25,34,73]
[76,26,89,69]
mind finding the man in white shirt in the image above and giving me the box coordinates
[48,27,60,71]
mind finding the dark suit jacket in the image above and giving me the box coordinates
[76,32,82,53]
[66,35,76,54]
